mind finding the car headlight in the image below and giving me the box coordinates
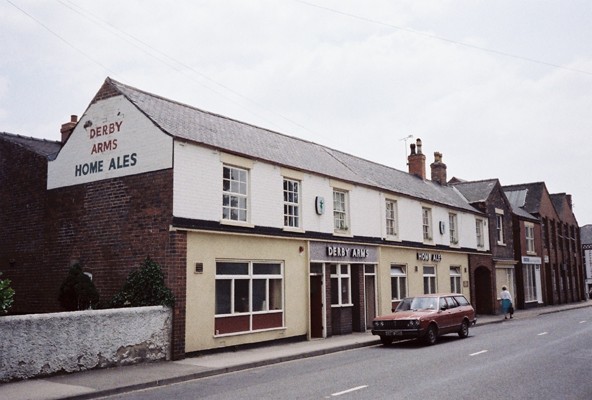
[374,321,384,328]
[407,320,420,328]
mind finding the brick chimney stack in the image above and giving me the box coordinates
[60,115,78,144]
[408,138,426,179]
[430,151,447,185]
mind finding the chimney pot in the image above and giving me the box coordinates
[430,151,447,185]
[60,115,78,144]
[408,137,426,179]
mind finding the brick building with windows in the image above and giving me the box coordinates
[1,78,493,358]
[450,179,517,315]
[504,183,585,305]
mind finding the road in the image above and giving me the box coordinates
[104,308,592,400]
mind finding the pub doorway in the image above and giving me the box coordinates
[309,263,325,338]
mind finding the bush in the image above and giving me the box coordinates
[110,257,174,308]
[0,272,15,314]
[58,263,100,311]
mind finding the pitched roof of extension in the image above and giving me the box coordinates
[0,131,61,159]
[105,77,479,214]
[451,179,498,203]
[503,182,547,215]
[452,178,537,221]
[105,78,479,213]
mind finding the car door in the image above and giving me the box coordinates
[437,296,455,332]
[445,296,463,329]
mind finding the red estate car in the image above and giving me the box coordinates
[372,293,477,345]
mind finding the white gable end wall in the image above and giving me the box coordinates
[48,96,173,189]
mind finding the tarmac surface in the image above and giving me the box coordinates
[1,300,590,400]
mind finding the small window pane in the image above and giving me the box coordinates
[234,279,250,313]
[252,279,266,311]
[253,263,281,275]
[215,280,231,314]
[217,262,249,275]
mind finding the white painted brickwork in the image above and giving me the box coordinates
[0,306,171,382]
[48,96,172,189]
[172,141,488,250]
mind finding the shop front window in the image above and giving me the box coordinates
[215,261,283,335]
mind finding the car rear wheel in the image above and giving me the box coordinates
[423,324,437,345]
[458,320,469,338]
[380,336,394,346]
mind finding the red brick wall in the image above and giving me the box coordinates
[0,140,51,313]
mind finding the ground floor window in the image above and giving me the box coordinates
[524,264,538,302]
[330,264,352,306]
[215,261,283,335]
[450,266,462,294]
[390,264,407,300]
[423,266,437,294]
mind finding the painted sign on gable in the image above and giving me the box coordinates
[48,95,173,189]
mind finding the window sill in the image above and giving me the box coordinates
[333,231,353,238]
[213,326,287,338]
[331,304,353,308]
[220,219,255,228]
[283,226,305,234]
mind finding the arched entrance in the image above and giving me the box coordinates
[474,266,493,314]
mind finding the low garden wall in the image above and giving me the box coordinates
[0,306,171,382]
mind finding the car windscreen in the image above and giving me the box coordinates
[399,297,438,311]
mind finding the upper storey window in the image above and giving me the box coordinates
[495,210,505,245]
[449,213,458,244]
[222,165,248,222]
[385,199,398,237]
[526,222,535,254]
[333,190,349,232]
[476,219,485,248]
[283,178,300,228]
[422,207,432,241]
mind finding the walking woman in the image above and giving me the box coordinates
[500,286,514,319]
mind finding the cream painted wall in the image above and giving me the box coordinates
[377,247,470,316]
[184,232,308,352]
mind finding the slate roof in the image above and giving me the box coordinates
[106,78,479,214]
[550,193,567,215]
[503,182,546,215]
[0,131,61,159]
[451,179,498,203]
[580,225,592,245]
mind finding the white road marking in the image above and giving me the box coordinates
[331,385,368,397]
[579,320,586,324]
[469,350,488,356]
[538,332,548,336]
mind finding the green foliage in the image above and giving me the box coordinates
[0,272,15,314]
[110,257,174,308]
[58,263,100,311]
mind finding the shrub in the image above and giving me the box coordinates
[110,257,174,308]
[0,272,15,314]
[58,263,100,311]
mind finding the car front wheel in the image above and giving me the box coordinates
[423,325,437,345]
[380,335,394,346]
[458,320,469,338]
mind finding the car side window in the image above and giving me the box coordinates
[454,296,469,306]
[446,297,459,309]
[439,298,447,309]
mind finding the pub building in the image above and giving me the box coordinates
[9,78,490,358]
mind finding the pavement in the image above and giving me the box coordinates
[1,300,590,400]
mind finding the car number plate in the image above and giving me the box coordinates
[386,330,402,336]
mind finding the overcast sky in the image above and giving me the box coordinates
[2,0,591,225]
